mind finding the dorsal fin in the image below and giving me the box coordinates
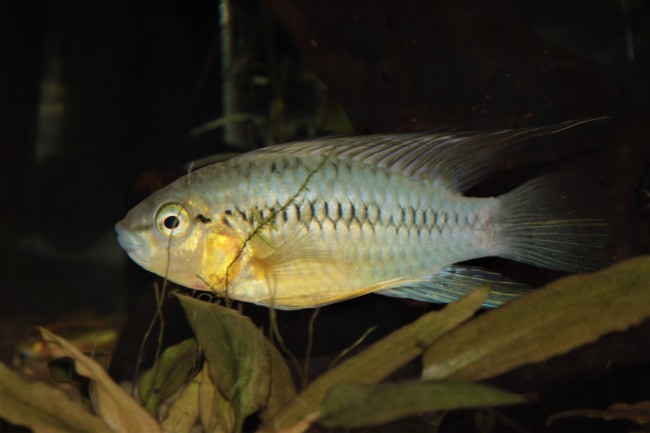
[241,118,606,192]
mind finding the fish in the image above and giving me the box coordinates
[115,119,608,309]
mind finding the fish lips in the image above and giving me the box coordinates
[115,222,151,265]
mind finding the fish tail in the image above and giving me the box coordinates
[495,173,610,272]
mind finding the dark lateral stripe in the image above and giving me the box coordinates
[236,198,453,235]
[295,203,302,221]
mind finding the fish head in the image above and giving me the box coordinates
[115,184,230,291]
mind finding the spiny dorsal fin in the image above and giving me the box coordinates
[244,118,606,192]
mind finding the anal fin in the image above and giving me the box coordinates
[378,265,531,308]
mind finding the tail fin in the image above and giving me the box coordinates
[496,173,610,272]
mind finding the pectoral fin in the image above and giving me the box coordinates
[252,230,335,280]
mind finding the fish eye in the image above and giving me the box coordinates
[163,215,180,230]
[156,203,190,238]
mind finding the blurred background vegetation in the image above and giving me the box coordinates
[1,1,650,432]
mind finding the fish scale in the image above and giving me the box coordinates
[233,160,482,242]
[196,155,500,306]
[116,119,608,309]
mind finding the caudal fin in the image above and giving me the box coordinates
[496,173,610,272]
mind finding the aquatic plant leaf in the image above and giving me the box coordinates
[138,338,199,416]
[362,415,446,433]
[198,362,235,433]
[260,338,298,423]
[548,401,650,425]
[47,357,92,407]
[36,327,162,433]
[266,285,489,432]
[160,370,201,433]
[176,294,296,433]
[0,362,112,433]
[423,256,650,381]
[319,381,525,429]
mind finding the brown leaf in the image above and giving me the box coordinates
[548,401,650,425]
[176,295,295,432]
[423,256,650,382]
[138,338,199,416]
[36,327,161,433]
[265,286,489,432]
[319,380,524,429]
[160,371,201,433]
[198,362,235,433]
[0,362,113,433]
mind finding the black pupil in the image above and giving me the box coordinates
[163,215,180,230]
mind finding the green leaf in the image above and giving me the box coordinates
[198,362,236,433]
[319,381,525,429]
[423,256,650,381]
[160,370,201,433]
[548,401,650,425]
[0,362,113,433]
[267,285,489,432]
[260,338,298,423]
[138,338,199,416]
[175,294,296,433]
[36,327,162,433]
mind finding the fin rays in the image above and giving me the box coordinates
[243,118,606,192]
[378,265,531,308]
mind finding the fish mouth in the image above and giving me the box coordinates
[115,222,150,265]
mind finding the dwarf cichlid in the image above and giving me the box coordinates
[115,120,607,309]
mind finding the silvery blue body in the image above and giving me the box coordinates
[115,120,607,309]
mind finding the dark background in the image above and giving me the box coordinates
[1,1,650,432]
